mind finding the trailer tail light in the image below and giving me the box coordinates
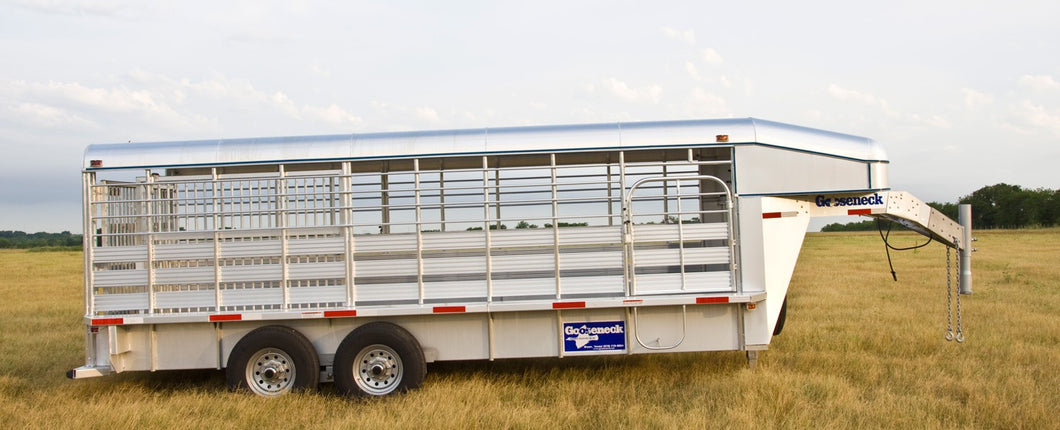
[90,160,103,168]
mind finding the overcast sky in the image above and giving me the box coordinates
[1,1,1057,232]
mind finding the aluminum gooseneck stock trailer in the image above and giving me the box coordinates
[69,118,972,397]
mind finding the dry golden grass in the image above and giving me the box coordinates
[0,229,1056,428]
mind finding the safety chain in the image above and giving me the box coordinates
[945,246,954,341]
[944,241,965,343]
[954,240,964,342]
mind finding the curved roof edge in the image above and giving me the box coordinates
[82,117,888,170]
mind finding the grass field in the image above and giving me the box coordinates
[0,229,1056,428]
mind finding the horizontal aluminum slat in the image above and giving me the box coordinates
[289,284,347,304]
[635,272,732,294]
[490,229,553,248]
[634,248,730,266]
[633,222,728,242]
[220,265,283,282]
[355,234,417,253]
[422,256,489,276]
[353,258,417,277]
[557,251,623,270]
[491,278,557,298]
[93,293,148,313]
[355,282,418,303]
[220,240,282,258]
[154,242,213,261]
[92,246,147,263]
[221,288,282,307]
[155,266,215,285]
[287,237,344,255]
[491,254,554,273]
[155,290,215,309]
[422,280,487,300]
[560,275,624,296]
[93,269,147,287]
[421,231,485,251]
[288,261,345,280]
[556,226,622,246]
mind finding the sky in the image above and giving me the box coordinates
[1,0,1058,233]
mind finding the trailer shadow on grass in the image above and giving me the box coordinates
[426,350,751,387]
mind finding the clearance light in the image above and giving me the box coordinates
[716,134,729,143]
[746,303,757,310]
[90,160,103,168]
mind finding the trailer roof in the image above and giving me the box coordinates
[82,117,887,170]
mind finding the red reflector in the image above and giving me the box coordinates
[552,301,586,309]
[762,212,782,219]
[848,208,872,216]
[324,310,358,318]
[696,297,729,304]
[91,318,123,326]
[90,159,103,168]
[209,314,242,322]
[433,306,466,313]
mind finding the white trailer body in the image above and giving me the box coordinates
[70,118,969,396]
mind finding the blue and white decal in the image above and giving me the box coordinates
[563,321,626,352]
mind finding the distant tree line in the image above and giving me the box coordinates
[0,231,82,249]
[822,183,1059,231]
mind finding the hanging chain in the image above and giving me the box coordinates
[945,245,954,341]
[954,240,964,342]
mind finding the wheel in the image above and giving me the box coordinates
[772,298,788,336]
[226,325,320,396]
[334,322,426,397]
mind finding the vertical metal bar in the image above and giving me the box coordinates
[279,165,290,310]
[82,172,95,317]
[380,163,390,235]
[662,160,669,221]
[149,324,158,371]
[415,159,425,306]
[555,310,565,358]
[606,158,614,227]
[342,162,356,307]
[494,164,502,230]
[439,163,447,232]
[959,204,973,295]
[212,168,222,312]
[144,170,156,315]
[488,312,496,361]
[481,156,494,303]
[676,178,687,291]
[619,151,632,297]
[550,153,561,300]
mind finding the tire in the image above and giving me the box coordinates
[772,298,788,336]
[226,325,320,396]
[334,322,426,397]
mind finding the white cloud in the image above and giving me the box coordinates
[661,26,695,45]
[600,78,662,103]
[11,0,145,19]
[1019,74,1060,91]
[416,106,440,123]
[1016,100,1060,136]
[685,62,701,81]
[827,83,950,129]
[961,88,993,108]
[310,64,332,79]
[827,84,880,105]
[702,48,724,65]
[5,102,96,129]
[688,87,730,116]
